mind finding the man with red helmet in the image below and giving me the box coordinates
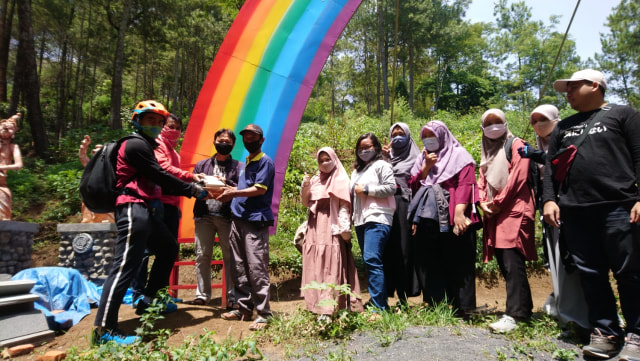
[92,100,208,346]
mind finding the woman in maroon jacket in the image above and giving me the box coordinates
[408,120,480,318]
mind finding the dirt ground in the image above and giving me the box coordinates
[12,244,553,360]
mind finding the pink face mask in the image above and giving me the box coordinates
[482,123,507,139]
[161,126,181,148]
[318,160,335,173]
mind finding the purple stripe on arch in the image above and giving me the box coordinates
[270,0,363,223]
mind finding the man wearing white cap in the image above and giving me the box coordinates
[543,69,640,360]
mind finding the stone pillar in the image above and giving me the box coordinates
[0,221,39,275]
[56,223,117,285]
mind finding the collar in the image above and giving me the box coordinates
[246,152,265,164]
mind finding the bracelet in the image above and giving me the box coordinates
[364,185,369,196]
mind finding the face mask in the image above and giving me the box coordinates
[482,123,507,139]
[243,139,262,154]
[160,126,180,148]
[391,135,409,150]
[138,124,162,139]
[422,137,440,152]
[215,142,233,156]
[358,149,376,162]
[318,160,335,173]
[533,120,555,138]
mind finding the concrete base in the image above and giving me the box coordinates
[57,223,117,285]
[0,221,39,275]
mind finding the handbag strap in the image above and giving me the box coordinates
[573,104,615,149]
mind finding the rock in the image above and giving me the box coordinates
[5,344,34,357]
[36,350,66,361]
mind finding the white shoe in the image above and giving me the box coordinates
[489,315,518,333]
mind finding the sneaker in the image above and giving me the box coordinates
[135,298,178,316]
[583,328,624,359]
[489,315,518,333]
[91,327,140,346]
[620,333,640,361]
[131,295,144,309]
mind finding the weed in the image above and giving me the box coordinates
[552,348,578,361]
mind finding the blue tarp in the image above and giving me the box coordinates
[12,267,101,330]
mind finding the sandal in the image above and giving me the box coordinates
[221,309,249,321]
[185,298,207,306]
[249,316,269,331]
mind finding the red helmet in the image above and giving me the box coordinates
[131,100,169,122]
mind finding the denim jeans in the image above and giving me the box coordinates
[356,222,391,310]
[562,204,640,337]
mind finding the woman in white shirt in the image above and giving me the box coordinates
[350,132,397,311]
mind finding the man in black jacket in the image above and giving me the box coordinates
[543,70,640,360]
[92,100,208,346]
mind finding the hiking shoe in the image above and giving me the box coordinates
[91,327,140,346]
[620,333,640,361]
[582,328,624,359]
[489,315,518,333]
[135,298,178,316]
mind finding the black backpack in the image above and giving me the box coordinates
[79,134,140,213]
[504,137,541,207]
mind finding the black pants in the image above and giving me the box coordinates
[414,219,477,312]
[384,194,420,302]
[130,204,181,299]
[94,202,179,329]
[495,248,533,319]
[563,204,640,337]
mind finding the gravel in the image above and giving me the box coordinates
[281,325,621,361]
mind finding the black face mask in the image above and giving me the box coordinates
[215,142,233,155]
[243,139,262,154]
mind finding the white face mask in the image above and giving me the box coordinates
[422,137,440,152]
[318,160,334,173]
[533,120,555,138]
[483,123,507,139]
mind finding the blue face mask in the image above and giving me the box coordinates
[391,135,409,149]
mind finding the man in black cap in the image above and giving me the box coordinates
[217,124,275,331]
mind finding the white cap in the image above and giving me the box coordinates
[553,69,607,92]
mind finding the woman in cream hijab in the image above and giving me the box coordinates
[478,109,536,333]
[521,104,589,333]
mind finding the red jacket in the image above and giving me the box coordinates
[154,134,194,206]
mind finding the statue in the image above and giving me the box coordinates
[79,135,114,223]
[0,113,23,220]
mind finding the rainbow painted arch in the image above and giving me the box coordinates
[178,0,363,238]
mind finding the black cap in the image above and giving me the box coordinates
[239,124,264,137]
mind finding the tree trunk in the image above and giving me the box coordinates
[17,0,49,159]
[408,40,414,110]
[172,42,179,111]
[56,6,74,141]
[109,0,133,130]
[37,31,44,79]
[0,0,15,102]
[376,0,382,114]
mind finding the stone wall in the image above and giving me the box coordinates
[57,223,117,285]
[0,221,39,275]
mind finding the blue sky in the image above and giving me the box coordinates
[463,0,620,61]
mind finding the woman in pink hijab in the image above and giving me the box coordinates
[408,120,480,318]
[301,147,363,318]
[478,108,536,333]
